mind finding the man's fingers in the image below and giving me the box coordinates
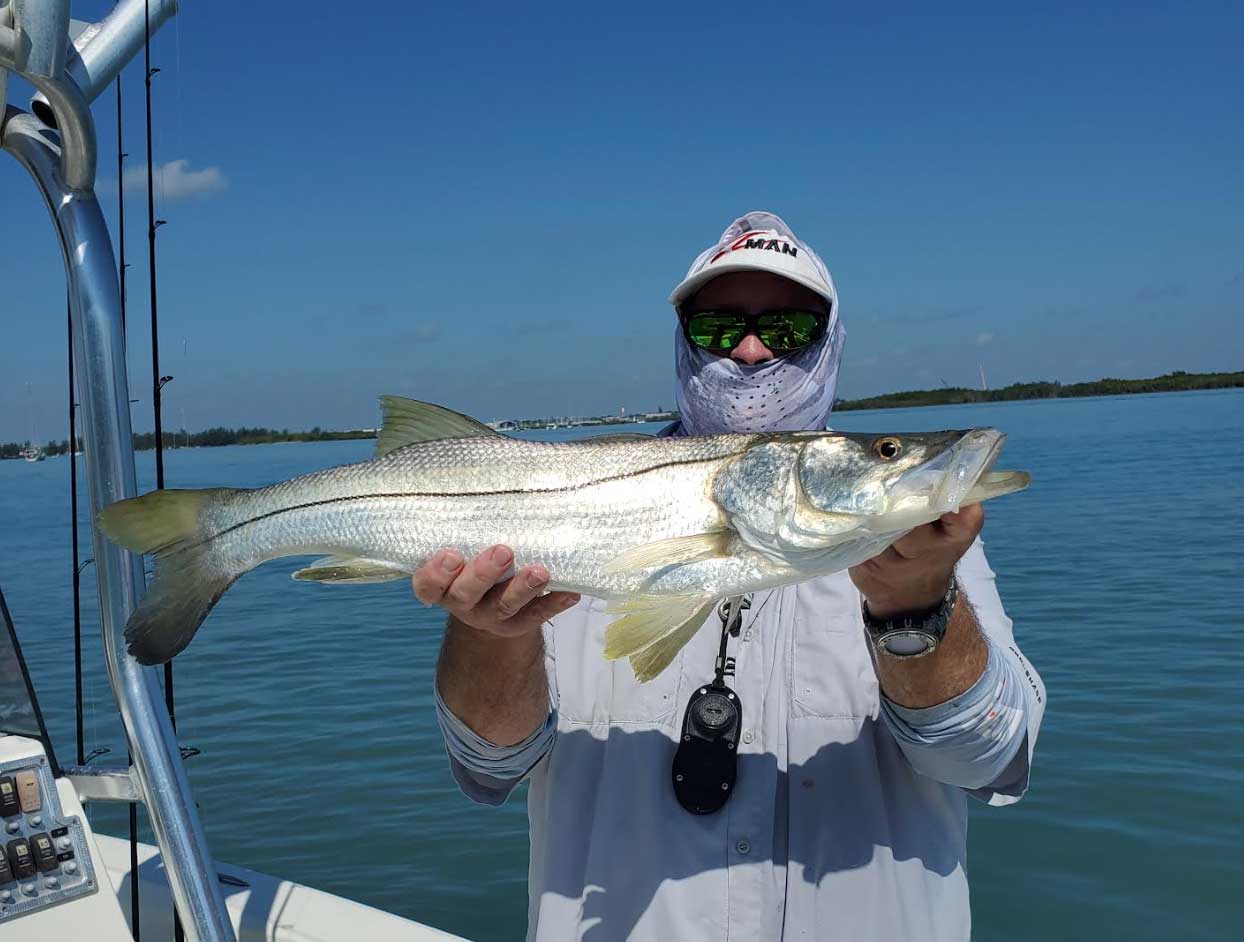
[411,548,465,604]
[488,564,551,620]
[445,545,515,610]
[890,505,985,560]
[939,504,984,544]
[526,591,582,623]
[890,522,943,560]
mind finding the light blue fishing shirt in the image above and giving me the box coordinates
[435,536,1045,942]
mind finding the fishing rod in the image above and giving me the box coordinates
[143,3,181,939]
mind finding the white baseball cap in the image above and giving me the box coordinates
[669,210,836,310]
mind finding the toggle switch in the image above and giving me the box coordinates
[0,778,19,817]
[14,771,40,814]
[5,838,36,881]
[29,833,58,873]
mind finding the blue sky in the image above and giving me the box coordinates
[2,1,1241,441]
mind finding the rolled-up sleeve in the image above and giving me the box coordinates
[434,623,560,806]
[879,537,1046,805]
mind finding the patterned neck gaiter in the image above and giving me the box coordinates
[673,317,846,435]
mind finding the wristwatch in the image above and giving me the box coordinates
[862,579,958,657]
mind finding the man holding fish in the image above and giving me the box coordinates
[98,211,1044,941]
[422,213,1045,941]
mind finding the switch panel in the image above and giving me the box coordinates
[0,755,96,924]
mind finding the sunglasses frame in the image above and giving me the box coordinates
[678,304,832,355]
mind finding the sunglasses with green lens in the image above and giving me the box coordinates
[681,308,830,354]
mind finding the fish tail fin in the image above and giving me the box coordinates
[98,488,245,664]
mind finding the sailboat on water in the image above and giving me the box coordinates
[21,383,45,461]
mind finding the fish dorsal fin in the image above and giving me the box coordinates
[376,395,500,456]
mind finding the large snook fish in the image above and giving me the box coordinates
[98,396,1030,680]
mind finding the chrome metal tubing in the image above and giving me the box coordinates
[28,1,180,122]
[11,0,70,77]
[22,69,96,189]
[0,23,25,72]
[0,19,97,190]
[64,0,178,103]
[65,765,142,803]
[0,3,9,115]
[2,107,237,942]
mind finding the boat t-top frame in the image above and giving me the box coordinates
[0,3,235,939]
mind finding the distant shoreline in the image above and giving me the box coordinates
[3,369,1239,458]
[832,369,1244,412]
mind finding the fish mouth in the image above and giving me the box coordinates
[929,428,1006,513]
[889,429,1030,522]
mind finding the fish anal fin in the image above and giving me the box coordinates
[629,608,712,682]
[292,555,411,585]
[375,396,500,457]
[603,595,715,662]
[604,532,731,575]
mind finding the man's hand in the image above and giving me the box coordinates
[421,545,577,747]
[849,505,984,617]
[851,505,988,709]
[412,545,580,638]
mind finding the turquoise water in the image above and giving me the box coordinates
[1,390,1241,940]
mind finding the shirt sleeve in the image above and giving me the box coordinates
[879,537,1046,805]
[434,623,560,806]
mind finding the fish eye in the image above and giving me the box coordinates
[872,437,903,461]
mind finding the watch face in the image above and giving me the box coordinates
[879,630,936,656]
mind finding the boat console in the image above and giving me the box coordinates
[0,589,133,938]
[0,737,98,925]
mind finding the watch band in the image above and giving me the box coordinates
[862,579,958,657]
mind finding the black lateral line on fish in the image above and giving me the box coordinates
[186,452,743,550]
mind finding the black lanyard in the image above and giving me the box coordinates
[672,595,751,814]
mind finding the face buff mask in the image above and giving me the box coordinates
[674,317,845,435]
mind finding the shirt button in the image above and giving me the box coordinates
[735,839,751,855]
[742,629,753,642]
[741,729,755,744]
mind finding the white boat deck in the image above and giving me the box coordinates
[93,833,467,942]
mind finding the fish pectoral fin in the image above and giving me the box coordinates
[603,594,716,667]
[375,395,500,457]
[603,532,732,575]
[291,555,411,585]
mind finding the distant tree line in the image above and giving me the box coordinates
[0,438,83,459]
[130,426,378,450]
[0,426,376,458]
[4,370,1241,457]
[833,370,1244,411]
